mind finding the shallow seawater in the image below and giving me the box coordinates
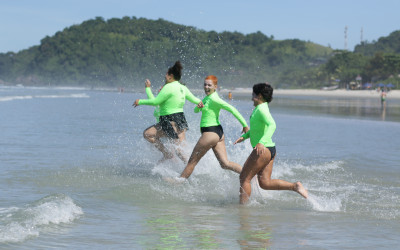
[0,86,399,249]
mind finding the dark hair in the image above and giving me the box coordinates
[167,61,183,81]
[253,82,273,103]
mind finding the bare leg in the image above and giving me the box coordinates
[143,122,188,163]
[258,153,308,198]
[239,149,267,204]
[175,128,188,164]
[143,125,173,160]
[258,158,295,190]
[180,132,219,178]
[239,148,308,204]
[168,121,189,164]
[212,135,242,174]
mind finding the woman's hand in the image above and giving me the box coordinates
[242,126,249,134]
[145,79,151,88]
[234,137,245,145]
[133,99,140,107]
[254,143,266,156]
[197,101,204,108]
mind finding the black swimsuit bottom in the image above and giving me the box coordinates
[200,125,224,140]
[267,146,276,159]
[159,112,188,139]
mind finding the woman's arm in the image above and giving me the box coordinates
[194,106,202,113]
[183,86,202,104]
[138,86,170,106]
[219,99,248,128]
[145,79,155,99]
[234,126,251,145]
[145,87,155,99]
[258,106,276,145]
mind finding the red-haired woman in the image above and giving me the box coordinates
[174,75,249,181]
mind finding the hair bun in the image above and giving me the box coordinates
[168,61,183,81]
[174,61,183,71]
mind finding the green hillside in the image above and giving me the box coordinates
[0,16,333,89]
[354,30,400,56]
[280,30,400,89]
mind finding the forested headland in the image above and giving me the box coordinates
[0,16,399,89]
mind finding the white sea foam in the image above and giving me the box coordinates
[0,194,83,243]
[35,93,90,99]
[0,93,89,102]
[0,85,89,91]
[0,95,33,102]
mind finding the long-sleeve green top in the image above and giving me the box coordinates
[194,92,248,128]
[242,102,276,147]
[139,81,201,116]
[145,87,160,122]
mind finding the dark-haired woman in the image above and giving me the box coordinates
[234,83,308,204]
[133,61,203,163]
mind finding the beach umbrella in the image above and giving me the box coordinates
[377,83,385,87]
[386,83,394,88]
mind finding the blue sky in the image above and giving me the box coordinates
[1,0,399,53]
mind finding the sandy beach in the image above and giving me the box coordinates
[222,88,400,99]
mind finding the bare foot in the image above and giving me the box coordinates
[294,181,308,199]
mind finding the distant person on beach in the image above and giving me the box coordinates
[133,61,203,163]
[381,89,387,106]
[234,82,308,204]
[172,75,249,182]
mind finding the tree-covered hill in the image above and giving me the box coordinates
[280,29,400,89]
[354,30,400,56]
[0,16,333,89]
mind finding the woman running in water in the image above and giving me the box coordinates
[176,75,249,180]
[133,61,203,163]
[234,83,308,204]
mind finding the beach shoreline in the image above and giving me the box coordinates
[221,88,400,99]
[2,84,399,99]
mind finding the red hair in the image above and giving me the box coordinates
[205,75,218,86]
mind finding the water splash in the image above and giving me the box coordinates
[306,193,342,212]
[0,194,83,243]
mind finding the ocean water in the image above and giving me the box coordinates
[0,85,399,249]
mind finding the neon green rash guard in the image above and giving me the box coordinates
[194,92,248,128]
[139,81,201,116]
[242,102,276,148]
[145,87,160,122]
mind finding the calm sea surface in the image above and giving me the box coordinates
[1,86,399,249]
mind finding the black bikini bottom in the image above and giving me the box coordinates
[200,125,224,140]
[267,146,276,159]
